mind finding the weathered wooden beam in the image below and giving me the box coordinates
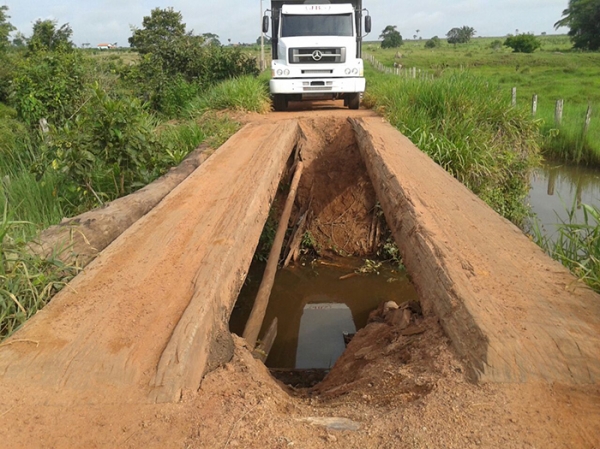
[351,116,600,385]
[0,120,301,405]
[243,161,304,349]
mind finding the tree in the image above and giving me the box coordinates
[425,36,441,49]
[202,33,221,46]
[555,0,600,51]
[12,33,26,48]
[380,25,403,49]
[446,26,476,45]
[504,34,541,53]
[27,19,74,52]
[0,5,15,53]
[256,36,272,45]
[129,7,188,54]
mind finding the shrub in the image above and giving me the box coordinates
[11,50,88,127]
[425,36,441,49]
[41,85,162,207]
[504,34,541,53]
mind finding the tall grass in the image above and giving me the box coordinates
[0,208,80,340]
[185,76,271,115]
[532,203,600,293]
[364,66,541,226]
[156,113,240,164]
[537,103,600,165]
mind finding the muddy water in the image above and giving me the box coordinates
[528,162,600,237]
[230,257,418,369]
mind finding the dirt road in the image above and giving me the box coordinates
[0,103,598,448]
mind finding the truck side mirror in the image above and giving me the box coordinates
[262,16,270,33]
[365,15,371,34]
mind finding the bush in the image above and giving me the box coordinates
[123,40,259,114]
[490,40,503,51]
[504,34,541,53]
[425,36,441,49]
[11,51,88,127]
[40,85,162,208]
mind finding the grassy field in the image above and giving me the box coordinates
[365,35,600,165]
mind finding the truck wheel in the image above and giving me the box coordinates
[273,94,288,111]
[347,93,360,110]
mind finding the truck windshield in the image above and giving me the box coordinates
[281,14,353,37]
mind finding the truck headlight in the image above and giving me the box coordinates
[345,68,351,75]
[352,68,359,75]
[276,69,283,76]
[284,69,290,76]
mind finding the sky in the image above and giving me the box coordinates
[2,0,570,47]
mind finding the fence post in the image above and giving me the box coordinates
[412,67,416,79]
[532,94,538,116]
[511,87,517,107]
[555,99,564,126]
[583,103,592,135]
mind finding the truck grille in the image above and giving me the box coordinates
[289,47,346,64]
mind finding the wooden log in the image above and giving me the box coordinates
[28,144,212,268]
[351,116,600,385]
[252,318,278,363]
[283,211,308,268]
[0,121,301,405]
[243,161,304,349]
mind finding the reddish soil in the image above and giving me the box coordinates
[0,102,599,448]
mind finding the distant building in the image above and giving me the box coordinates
[97,43,117,50]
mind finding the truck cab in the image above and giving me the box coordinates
[264,0,370,110]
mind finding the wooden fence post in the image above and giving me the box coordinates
[511,87,517,107]
[583,103,592,135]
[555,99,564,126]
[532,94,538,116]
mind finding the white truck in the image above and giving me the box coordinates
[263,0,371,110]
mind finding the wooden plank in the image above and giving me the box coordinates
[351,117,600,385]
[0,120,301,404]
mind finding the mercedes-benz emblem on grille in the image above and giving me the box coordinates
[311,50,323,61]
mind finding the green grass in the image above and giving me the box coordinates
[532,203,600,293]
[0,208,80,340]
[365,35,600,166]
[185,76,272,115]
[364,65,541,226]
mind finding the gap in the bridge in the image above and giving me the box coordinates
[229,117,420,389]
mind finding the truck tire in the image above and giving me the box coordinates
[273,94,288,111]
[347,93,360,110]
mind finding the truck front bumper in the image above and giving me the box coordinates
[270,77,366,95]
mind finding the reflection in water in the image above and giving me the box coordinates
[296,303,356,369]
[528,162,600,238]
[230,257,418,369]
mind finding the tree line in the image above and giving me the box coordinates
[378,0,600,52]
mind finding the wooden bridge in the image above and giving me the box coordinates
[0,115,598,410]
